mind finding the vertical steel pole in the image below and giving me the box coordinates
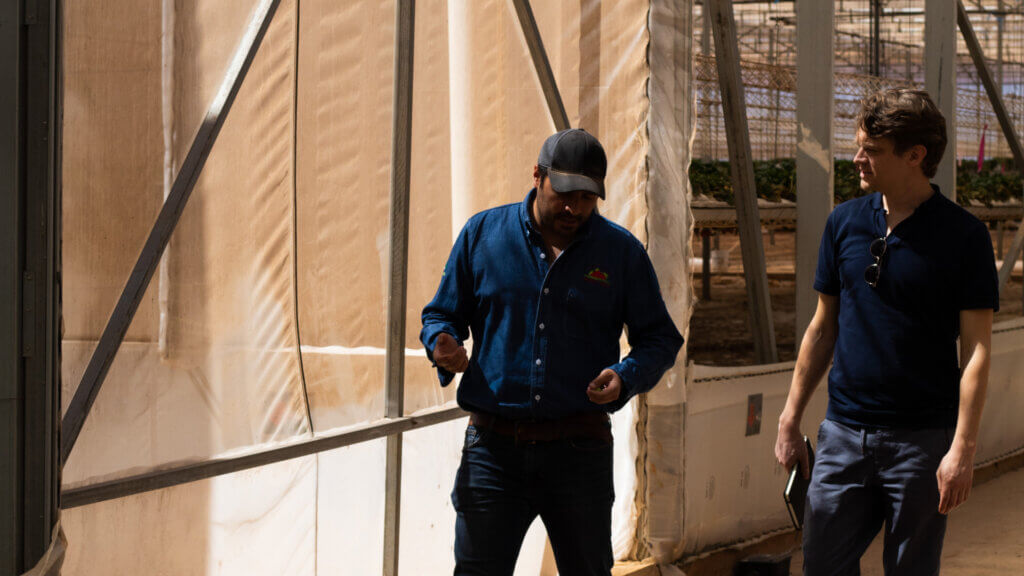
[4,0,62,572]
[871,0,881,77]
[0,0,25,572]
[383,1,415,574]
[795,0,834,349]
[997,7,1004,94]
[702,229,711,301]
[927,0,957,200]
[998,220,1005,259]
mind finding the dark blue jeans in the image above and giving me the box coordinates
[451,424,615,576]
[803,419,953,576]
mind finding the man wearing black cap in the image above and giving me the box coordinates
[421,129,683,575]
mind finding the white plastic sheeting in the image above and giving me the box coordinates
[675,318,1024,558]
[55,0,1024,570]
[60,0,683,573]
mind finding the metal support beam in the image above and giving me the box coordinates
[999,224,1024,295]
[957,0,1024,291]
[62,404,467,509]
[702,229,711,301]
[871,0,882,76]
[795,0,834,349]
[958,1,1024,172]
[927,0,957,200]
[0,0,24,571]
[997,2,1005,92]
[383,1,414,575]
[2,0,61,573]
[709,0,778,364]
[995,219,1003,258]
[60,0,283,464]
[22,0,61,569]
[509,0,570,132]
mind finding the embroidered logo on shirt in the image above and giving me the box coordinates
[584,268,610,286]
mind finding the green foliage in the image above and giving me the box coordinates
[688,159,796,204]
[957,159,1021,205]
[688,158,1023,205]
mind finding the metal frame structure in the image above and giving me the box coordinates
[794,0,835,346]
[709,0,778,364]
[60,0,284,464]
[960,0,1024,300]
[1,0,62,574]
[56,0,570,573]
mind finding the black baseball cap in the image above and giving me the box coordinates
[537,129,607,199]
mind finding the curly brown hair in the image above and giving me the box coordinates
[857,88,948,178]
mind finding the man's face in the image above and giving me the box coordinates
[532,165,600,236]
[853,128,925,193]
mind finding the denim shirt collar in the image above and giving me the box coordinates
[519,188,597,244]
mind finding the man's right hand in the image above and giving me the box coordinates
[775,420,810,479]
[433,332,469,373]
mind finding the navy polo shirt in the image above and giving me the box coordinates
[815,186,999,429]
[420,190,684,420]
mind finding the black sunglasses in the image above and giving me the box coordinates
[864,237,887,288]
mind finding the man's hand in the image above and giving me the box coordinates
[586,369,622,404]
[936,442,975,515]
[775,420,810,479]
[433,332,469,373]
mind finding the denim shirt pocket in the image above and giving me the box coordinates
[564,286,617,340]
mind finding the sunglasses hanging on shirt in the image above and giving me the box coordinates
[864,237,887,288]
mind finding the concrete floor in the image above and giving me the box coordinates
[790,465,1024,575]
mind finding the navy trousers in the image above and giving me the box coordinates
[451,424,615,576]
[803,419,953,576]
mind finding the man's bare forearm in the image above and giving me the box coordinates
[780,295,837,429]
[954,309,993,455]
[780,322,834,428]
[953,342,990,455]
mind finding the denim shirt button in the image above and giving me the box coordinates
[538,323,545,330]
[535,358,542,366]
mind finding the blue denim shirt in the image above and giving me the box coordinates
[420,190,684,420]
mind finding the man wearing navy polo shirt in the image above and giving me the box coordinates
[421,129,683,576]
[775,89,999,575]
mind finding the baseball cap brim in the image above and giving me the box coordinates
[548,168,605,199]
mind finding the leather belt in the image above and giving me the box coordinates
[469,411,612,444]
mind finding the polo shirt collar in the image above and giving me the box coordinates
[871,184,944,215]
[871,184,944,243]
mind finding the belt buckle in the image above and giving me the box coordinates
[514,421,536,447]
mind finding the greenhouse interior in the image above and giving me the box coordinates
[4,0,1024,575]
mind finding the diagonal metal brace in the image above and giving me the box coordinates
[60,0,283,465]
[957,0,1024,295]
[509,0,570,132]
[957,0,1024,171]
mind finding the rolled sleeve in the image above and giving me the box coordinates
[420,225,475,386]
[607,242,684,409]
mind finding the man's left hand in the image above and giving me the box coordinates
[586,369,622,404]
[936,442,975,515]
